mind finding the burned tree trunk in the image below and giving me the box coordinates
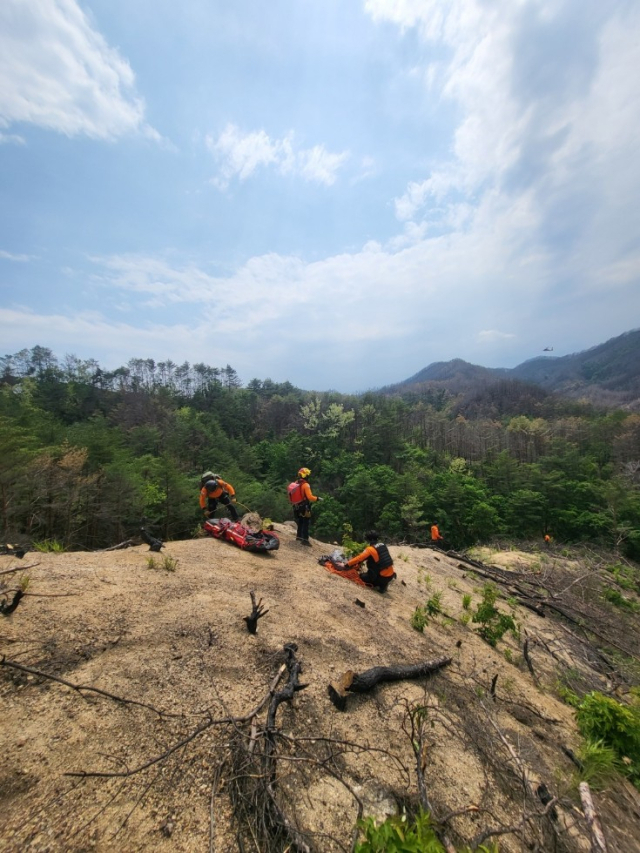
[328,655,452,711]
[243,590,269,634]
[1,590,24,616]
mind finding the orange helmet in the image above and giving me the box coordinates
[298,467,311,479]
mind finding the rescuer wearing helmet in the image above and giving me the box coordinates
[287,467,321,546]
[346,530,396,593]
[200,471,239,521]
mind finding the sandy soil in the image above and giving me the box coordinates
[1,523,639,852]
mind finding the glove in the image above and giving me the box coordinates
[316,496,323,502]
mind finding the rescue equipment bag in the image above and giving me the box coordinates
[287,481,305,504]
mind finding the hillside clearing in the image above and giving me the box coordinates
[1,525,640,852]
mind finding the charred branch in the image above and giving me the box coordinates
[243,590,269,634]
[0,590,24,615]
[328,655,452,711]
[140,527,164,552]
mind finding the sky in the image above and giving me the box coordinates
[1,0,639,393]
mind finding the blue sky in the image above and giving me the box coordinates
[1,0,639,392]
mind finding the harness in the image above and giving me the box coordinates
[367,543,393,572]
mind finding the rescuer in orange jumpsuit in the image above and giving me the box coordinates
[200,471,239,521]
[431,523,445,549]
[287,467,321,546]
[347,531,396,592]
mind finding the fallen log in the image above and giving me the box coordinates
[328,655,452,711]
[98,540,136,552]
[579,782,608,853]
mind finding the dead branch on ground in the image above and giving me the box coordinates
[0,590,24,615]
[244,590,269,634]
[328,655,452,711]
[579,782,608,853]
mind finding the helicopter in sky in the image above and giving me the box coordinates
[543,346,554,352]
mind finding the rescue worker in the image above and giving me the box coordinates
[346,530,396,592]
[544,533,552,548]
[287,467,321,546]
[200,471,239,522]
[431,523,446,549]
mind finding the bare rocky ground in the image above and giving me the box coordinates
[1,522,640,852]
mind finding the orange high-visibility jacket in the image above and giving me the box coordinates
[347,544,395,578]
[288,479,318,505]
[199,479,235,509]
[431,524,443,541]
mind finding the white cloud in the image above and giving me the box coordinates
[0,132,25,145]
[0,250,30,262]
[207,123,349,189]
[0,0,157,140]
[478,330,516,343]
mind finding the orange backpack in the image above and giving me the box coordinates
[287,481,305,505]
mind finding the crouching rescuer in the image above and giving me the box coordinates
[347,530,396,592]
[288,467,321,546]
[200,471,239,522]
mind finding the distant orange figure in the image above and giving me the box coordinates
[431,524,445,549]
[544,534,552,548]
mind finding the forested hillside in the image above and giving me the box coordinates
[388,329,640,409]
[1,346,639,558]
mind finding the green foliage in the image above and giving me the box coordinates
[462,593,472,610]
[354,810,498,852]
[556,684,581,707]
[575,692,640,786]
[341,523,365,559]
[354,810,446,853]
[411,607,428,633]
[574,739,621,789]
[1,346,640,556]
[602,586,639,612]
[32,539,66,553]
[146,555,178,572]
[471,584,518,647]
[605,563,638,591]
[425,591,443,616]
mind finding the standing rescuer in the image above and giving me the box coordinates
[287,467,321,546]
[346,530,396,592]
[200,471,239,522]
[431,523,445,549]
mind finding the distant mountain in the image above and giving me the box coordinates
[384,329,640,410]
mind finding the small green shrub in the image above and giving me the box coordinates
[605,563,637,591]
[411,607,428,632]
[459,612,471,626]
[354,809,499,852]
[602,587,639,612]
[425,591,442,616]
[418,569,432,590]
[472,584,518,647]
[575,692,640,787]
[462,593,472,610]
[146,555,178,572]
[574,739,620,790]
[32,539,66,553]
